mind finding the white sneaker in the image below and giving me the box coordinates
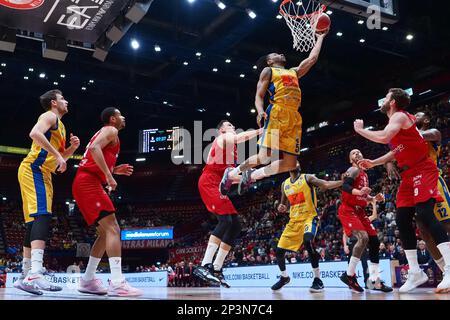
[23,269,62,292]
[436,266,450,293]
[399,270,428,293]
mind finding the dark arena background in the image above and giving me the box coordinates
[0,0,449,314]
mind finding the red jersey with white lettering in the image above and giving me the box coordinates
[341,169,369,207]
[78,126,120,183]
[198,137,237,215]
[388,111,429,169]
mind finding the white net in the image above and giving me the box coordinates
[280,0,326,52]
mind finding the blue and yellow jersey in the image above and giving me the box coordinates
[283,174,318,221]
[267,67,302,110]
[21,114,66,173]
[427,140,441,167]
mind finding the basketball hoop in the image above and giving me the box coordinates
[279,0,326,52]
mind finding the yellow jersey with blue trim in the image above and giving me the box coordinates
[427,140,441,167]
[21,115,66,173]
[283,174,318,222]
[267,67,302,110]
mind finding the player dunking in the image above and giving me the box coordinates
[15,90,80,295]
[354,88,450,293]
[220,31,328,196]
[338,149,393,293]
[194,121,262,287]
[72,107,142,297]
[271,162,343,292]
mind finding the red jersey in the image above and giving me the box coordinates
[388,111,429,169]
[341,169,369,207]
[203,137,237,175]
[78,126,120,183]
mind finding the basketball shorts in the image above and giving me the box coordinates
[198,171,237,215]
[18,162,53,223]
[277,213,319,252]
[72,170,115,226]
[257,104,302,155]
[435,175,450,222]
[338,203,377,237]
[397,158,443,208]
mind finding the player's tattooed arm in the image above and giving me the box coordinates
[342,167,371,196]
[305,174,343,191]
[277,181,289,213]
[421,128,441,143]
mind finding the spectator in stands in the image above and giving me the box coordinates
[417,241,433,266]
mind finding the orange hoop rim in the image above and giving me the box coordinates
[279,0,326,20]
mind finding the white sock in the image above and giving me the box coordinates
[405,249,421,273]
[313,267,320,279]
[251,167,270,181]
[30,249,44,274]
[368,262,380,281]
[281,270,288,277]
[229,167,242,178]
[213,247,229,271]
[434,257,445,273]
[108,257,124,286]
[437,242,450,267]
[22,258,31,277]
[202,242,219,266]
[83,256,101,281]
[347,256,360,276]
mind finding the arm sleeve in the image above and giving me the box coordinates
[342,177,355,194]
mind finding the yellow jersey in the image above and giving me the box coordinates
[21,114,66,173]
[427,140,441,167]
[267,67,302,110]
[283,174,318,221]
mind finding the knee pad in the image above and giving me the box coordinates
[395,207,417,250]
[222,216,242,246]
[23,222,33,248]
[368,236,380,263]
[30,215,52,242]
[212,215,233,240]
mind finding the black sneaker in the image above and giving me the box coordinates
[271,276,290,291]
[238,169,255,195]
[340,273,364,293]
[366,278,393,292]
[309,277,324,293]
[193,264,221,285]
[214,269,230,288]
[219,167,234,196]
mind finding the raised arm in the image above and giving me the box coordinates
[358,151,396,169]
[421,128,441,143]
[353,112,408,144]
[305,174,343,192]
[29,112,66,173]
[293,32,327,78]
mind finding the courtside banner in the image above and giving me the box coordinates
[121,228,174,241]
[222,259,392,288]
[5,271,167,288]
[0,0,131,43]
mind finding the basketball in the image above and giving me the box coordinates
[315,13,331,33]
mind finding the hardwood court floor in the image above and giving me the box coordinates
[0,287,448,300]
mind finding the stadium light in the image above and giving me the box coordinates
[357,19,364,25]
[406,34,414,40]
[226,112,231,116]
[154,44,161,52]
[225,58,231,63]
[382,26,389,31]
[131,39,140,50]
[183,61,189,65]
[336,32,343,37]
[215,0,226,9]
[136,158,146,162]
[39,73,46,78]
[247,9,257,19]
[359,38,365,43]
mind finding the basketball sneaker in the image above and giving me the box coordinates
[399,270,428,293]
[213,269,230,288]
[366,278,393,292]
[78,277,108,295]
[193,263,221,285]
[14,274,43,295]
[309,277,324,293]
[271,276,290,291]
[23,268,62,292]
[219,167,234,196]
[435,266,450,294]
[340,273,364,293]
[238,169,255,195]
[107,280,143,297]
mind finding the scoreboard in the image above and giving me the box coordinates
[139,128,174,153]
